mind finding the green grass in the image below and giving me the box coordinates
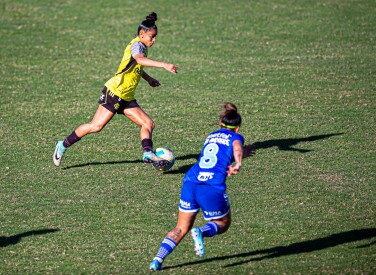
[1,0,375,273]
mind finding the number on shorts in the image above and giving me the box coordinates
[199,143,219,169]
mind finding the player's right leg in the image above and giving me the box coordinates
[122,106,168,167]
[53,104,115,166]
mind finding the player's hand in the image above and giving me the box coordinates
[164,63,179,74]
[227,162,242,176]
[243,144,256,158]
[148,77,160,87]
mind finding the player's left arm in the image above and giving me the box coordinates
[134,53,179,74]
[227,139,243,176]
[142,71,160,87]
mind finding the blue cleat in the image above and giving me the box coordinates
[149,259,162,271]
[53,141,67,167]
[190,227,205,257]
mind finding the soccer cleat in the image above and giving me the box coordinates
[149,259,162,271]
[53,141,67,167]
[190,227,205,257]
[143,151,169,168]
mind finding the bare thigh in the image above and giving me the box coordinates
[75,105,115,137]
[123,107,154,140]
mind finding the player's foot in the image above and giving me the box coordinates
[190,227,205,257]
[53,141,67,167]
[149,259,162,271]
[143,151,169,168]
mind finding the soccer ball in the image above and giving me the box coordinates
[153,147,175,171]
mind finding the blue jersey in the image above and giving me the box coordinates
[183,128,245,188]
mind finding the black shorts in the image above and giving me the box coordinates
[98,87,140,114]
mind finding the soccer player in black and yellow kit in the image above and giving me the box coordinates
[53,12,179,167]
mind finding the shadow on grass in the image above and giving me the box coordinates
[62,133,343,170]
[63,154,199,171]
[63,159,142,170]
[252,132,344,153]
[0,228,60,248]
[165,133,344,174]
[163,228,376,270]
[164,154,200,174]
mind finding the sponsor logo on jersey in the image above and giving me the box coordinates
[204,211,222,217]
[197,172,214,181]
[180,199,191,208]
[134,67,142,75]
[204,132,232,146]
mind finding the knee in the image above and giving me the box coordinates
[142,118,155,131]
[89,122,105,133]
[217,216,231,234]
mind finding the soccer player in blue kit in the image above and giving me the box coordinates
[149,103,255,271]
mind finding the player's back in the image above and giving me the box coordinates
[184,128,244,187]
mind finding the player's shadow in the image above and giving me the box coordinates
[63,159,142,170]
[165,132,344,174]
[63,133,343,170]
[0,228,60,248]
[251,132,344,153]
[163,228,376,270]
[64,154,199,171]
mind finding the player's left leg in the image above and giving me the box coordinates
[150,211,197,270]
[122,106,168,167]
[190,186,232,256]
[190,213,231,258]
[53,105,115,167]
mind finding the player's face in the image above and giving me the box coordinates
[140,29,157,47]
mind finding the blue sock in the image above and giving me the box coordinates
[200,222,220,237]
[153,238,177,263]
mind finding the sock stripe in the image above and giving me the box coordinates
[208,222,220,233]
[153,257,163,263]
[200,222,220,237]
[154,237,177,262]
[162,238,177,249]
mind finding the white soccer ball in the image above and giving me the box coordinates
[154,147,175,171]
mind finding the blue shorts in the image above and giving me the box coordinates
[179,181,230,221]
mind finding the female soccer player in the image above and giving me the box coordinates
[53,12,179,167]
[149,103,255,271]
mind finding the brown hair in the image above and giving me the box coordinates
[220,102,242,129]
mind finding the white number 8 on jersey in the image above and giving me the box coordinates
[199,143,219,169]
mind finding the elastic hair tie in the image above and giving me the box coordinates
[221,122,238,129]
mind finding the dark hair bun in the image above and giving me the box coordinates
[220,102,238,118]
[219,102,242,128]
[146,12,157,24]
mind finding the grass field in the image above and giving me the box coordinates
[1,0,375,273]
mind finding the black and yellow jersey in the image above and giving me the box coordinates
[105,37,148,101]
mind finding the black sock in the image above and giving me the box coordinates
[63,131,81,148]
[141,138,153,152]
